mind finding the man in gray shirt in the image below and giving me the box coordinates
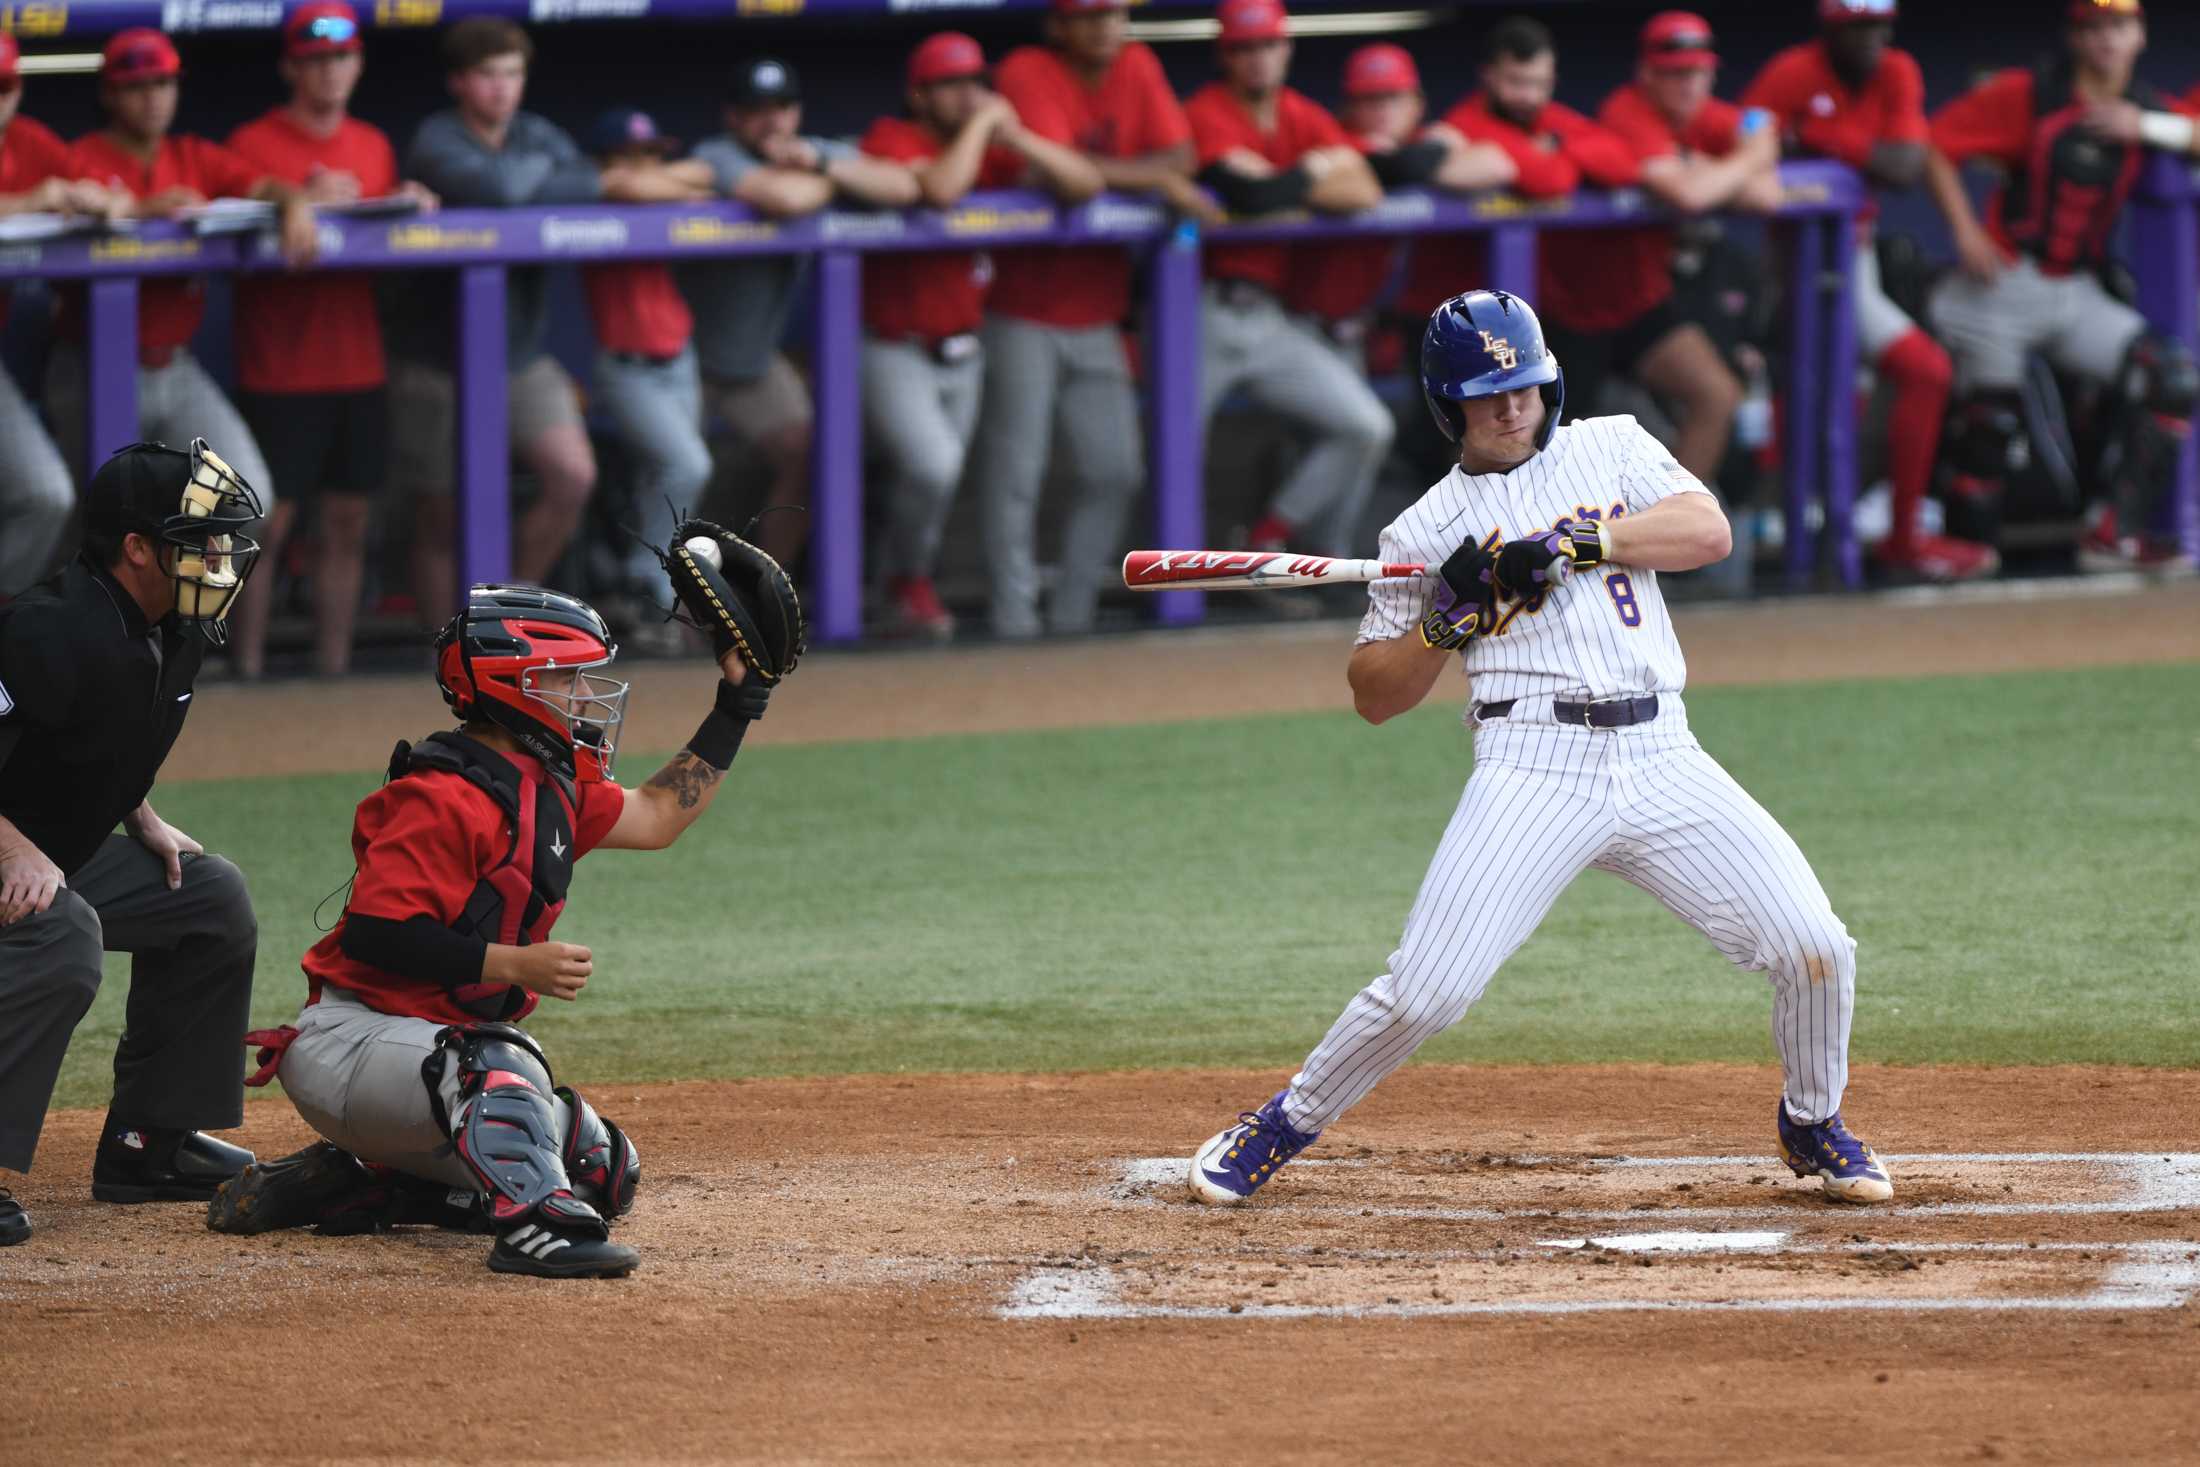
[678,58,917,566]
[391,18,685,623]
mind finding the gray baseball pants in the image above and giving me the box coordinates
[593,345,714,582]
[968,315,1145,637]
[862,338,984,580]
[0,836,257,1172]
[1199,285,1393,555]
[44,344,277,519]
[0,368,74,596]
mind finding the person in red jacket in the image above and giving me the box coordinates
[211,586,769,1277]
[971,0,1212,638]
[1397,16,1639,396]
[0,33,126,598]
[1189,0,1388,561]
[859,32,1100,640]
[1540,13,1775,491]
[1924,0,2200,573]
[1283,43,1515,366]
[227,3,437,676]
[1744,0,1992,583]
[45,28,319,675]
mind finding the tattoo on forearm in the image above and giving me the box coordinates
[646,752,723,811]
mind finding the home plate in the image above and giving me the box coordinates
[1536,1230,1788,1253]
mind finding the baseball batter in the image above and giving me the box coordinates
[1190,290,1892,1207]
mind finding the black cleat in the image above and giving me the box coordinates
[93,1126,255,1203]
[0,1187,28,1247]
[208,1142,375,1235]
[488,1220,641,1279]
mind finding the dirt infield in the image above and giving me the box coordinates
[7,581,2197,1463]
[5,1065,2197,1465]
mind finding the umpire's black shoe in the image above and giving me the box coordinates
[0,1188,29,1246]
[208,1142,372,1234]
[92,1125,255,1203]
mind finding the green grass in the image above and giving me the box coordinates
[46,660,2200,1110]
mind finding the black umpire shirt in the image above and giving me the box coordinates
[0,561,204,879]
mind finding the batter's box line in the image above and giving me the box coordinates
[1113,1152,2200,1220]
[998,1241,2200,1321]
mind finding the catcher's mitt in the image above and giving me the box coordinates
[661,518,806,684]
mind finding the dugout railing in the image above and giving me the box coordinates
[6,155,2195,644]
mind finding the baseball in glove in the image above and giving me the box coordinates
[660,518,806,685]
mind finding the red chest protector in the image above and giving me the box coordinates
[1998,60,2161,275]
[391,730,581,1021]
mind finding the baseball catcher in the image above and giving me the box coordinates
[210,564,795,1278]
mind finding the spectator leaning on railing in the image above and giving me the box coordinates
[1283,44,1516,370]
[0,34,125,599]
[1744,0,1990,584]
[1922,0,2199,573]
[857,32,1101,641]
[1189,0,1390,565]
[227,2,437,677]
[575,106,718,655]
[677,57,919,571]
[971,0,1214,639]
[46,27,316,680]
[1537,11,1769,495]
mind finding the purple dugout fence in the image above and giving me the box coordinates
[10,156,2196,643]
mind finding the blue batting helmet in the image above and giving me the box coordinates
[1421,289,1565,449]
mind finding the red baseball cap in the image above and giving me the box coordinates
[1641,11,1717,70]
[909,31,986,87]
[1216,0,1287,46]
[2068,0,2141,21]
[285,1,363,59]
[1818,0,1896,21]
[102,28,182,84]
[0,33,21,83]
[1342,42,1419,98]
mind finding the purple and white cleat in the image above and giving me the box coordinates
[1188,1091,1320,1206]
[1776,1101,1894,1204]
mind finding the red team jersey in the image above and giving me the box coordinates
[301,751,625,1026]
[583,264,694,358]
[0,115,70,331]
[1399,93,1639,324]
[226,109,397,393]
[858,115,1022,341]
[1186,83,1353,294]
[1741,40,1928,228]
[64,132,267,360]
[988,42,1190,329]
[1540,85,1741,333]
[1285,132,1399,323]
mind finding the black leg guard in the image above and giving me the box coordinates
[427,1024,603,1234]
[2100,332,2198,535]
[558,1086,640,1222]
[1940,394,2027,545]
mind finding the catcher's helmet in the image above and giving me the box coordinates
[1421,289,1565,449]
[435,585,628,780]
[82,438,265,643]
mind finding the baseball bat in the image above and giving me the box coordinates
[1121,549,1427,591]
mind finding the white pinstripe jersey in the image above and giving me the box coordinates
[1356,415,1714,712]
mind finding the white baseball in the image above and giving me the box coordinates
[684,536,723,572]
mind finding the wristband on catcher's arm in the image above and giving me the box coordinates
[684,676,769,772]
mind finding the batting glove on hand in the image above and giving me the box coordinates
[1493,520,1607,598]
[1421,540,1498,650]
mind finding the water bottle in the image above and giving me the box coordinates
[1735,355,1774,452]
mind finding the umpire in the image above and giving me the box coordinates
[0,440,265,1247]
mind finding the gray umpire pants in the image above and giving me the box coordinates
[969,315,1146,638]
[44,343,278,519]
[1199,284,1393,556]
[0,368,74,597]
[0,835,258,1173]
[593,345,714,584]
[862,338,985,581]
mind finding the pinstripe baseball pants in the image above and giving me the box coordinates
[1284,696,1856,1135]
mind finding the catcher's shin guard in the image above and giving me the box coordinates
[428,1024,607,1235]
[558,1086,639,1221]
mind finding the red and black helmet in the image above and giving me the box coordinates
[434,585,628,780]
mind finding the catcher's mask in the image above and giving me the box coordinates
[82,438,265,643]
[434,585,628,780]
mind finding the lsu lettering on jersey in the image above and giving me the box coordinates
[1356,415,1711,710]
